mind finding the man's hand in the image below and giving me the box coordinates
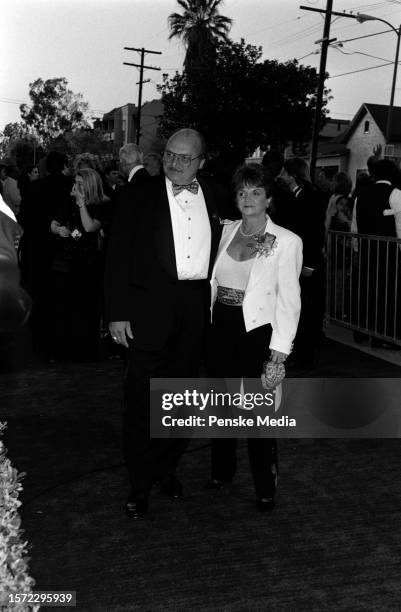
[109,321,133,348]
[270,349,287,364]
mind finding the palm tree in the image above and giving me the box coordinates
[168,0,233,71]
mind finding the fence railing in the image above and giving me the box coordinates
[326,230,401,346]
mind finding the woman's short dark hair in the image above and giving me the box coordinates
[231,163,274,196]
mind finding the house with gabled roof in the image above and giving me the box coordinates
[251,103,401,184]
[248,118,350,178]
[333,103,401,182]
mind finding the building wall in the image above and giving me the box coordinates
[139,100,164,154]
[97,100,163,157]
[121,104,136,146]
[315,155,348,174]
[346,109,385,183]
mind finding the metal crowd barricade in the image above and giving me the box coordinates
[326,230,401,346]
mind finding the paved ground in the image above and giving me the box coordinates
[1,333,401,611]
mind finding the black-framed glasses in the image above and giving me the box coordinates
[163,150,202,168]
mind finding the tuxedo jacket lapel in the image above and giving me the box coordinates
[198,176,222,277]
[152,179,178,280]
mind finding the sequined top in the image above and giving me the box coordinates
[215,251,254,306]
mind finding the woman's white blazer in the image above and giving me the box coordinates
[210,217,303,355]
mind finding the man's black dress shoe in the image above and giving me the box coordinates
[159,475,183,499]
[125,497,148,519]
[257,497,275,512]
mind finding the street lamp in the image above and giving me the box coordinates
[354,13,401,143]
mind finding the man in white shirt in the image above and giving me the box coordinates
[105,129,229,519]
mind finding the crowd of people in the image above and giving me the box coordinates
[2,138,401,363]
[2,129,401,519]
[0,147,162,362]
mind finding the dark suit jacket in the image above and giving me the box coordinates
[356,181,396,238]
[293,182,326,270]
[104,174,229,350]
[128,167,150,186]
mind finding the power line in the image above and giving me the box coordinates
[328,60,393,78]
[0,98,27,105]
[242,15,305,39]
[332,45,400,63]
[335,28,393,43]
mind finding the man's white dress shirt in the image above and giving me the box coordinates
[165,177,211,280]
[380,181,401,240]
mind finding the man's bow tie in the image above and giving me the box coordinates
[172,181,199,196]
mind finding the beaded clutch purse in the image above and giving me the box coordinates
[261,360,286,390]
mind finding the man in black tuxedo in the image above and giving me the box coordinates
[262,149,295,230]
[279,158,326,366]
[105,128,228,519]
[354,159,399,342]
[18,152,72,359]
[118,143,149,186]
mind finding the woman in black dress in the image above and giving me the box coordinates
[48,168,106,361]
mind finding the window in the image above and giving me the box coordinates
[364,120,370,134]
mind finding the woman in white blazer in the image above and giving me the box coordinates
[206,163,302,512]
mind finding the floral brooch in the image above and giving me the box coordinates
[248,232,277,258]
[71,229,82,241]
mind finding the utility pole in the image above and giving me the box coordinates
[300,0,333,179]
[301,5,401,147]
[123,47,161,145]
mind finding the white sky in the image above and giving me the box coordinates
[1,0,401,130]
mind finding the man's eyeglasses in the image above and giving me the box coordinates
[163,150,203,168]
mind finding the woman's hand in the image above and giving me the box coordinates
[58,226,71,238]
[71,182,85,208]
[50,221,70,238]
[269,349,287,364]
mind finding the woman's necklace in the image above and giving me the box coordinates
[239,219,266,237]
